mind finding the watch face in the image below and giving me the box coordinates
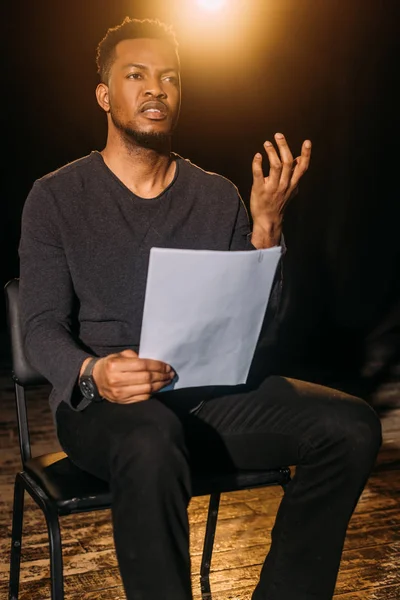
[80,377,96,400]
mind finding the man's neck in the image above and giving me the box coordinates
[101,139,176,199]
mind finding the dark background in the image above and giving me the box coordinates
[2,0,399,402]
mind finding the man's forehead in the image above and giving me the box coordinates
[115,38,179,70]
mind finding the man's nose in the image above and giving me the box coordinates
[144,77,167,99]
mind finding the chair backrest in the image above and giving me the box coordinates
[4,278,46,386]
[4,278,48,464]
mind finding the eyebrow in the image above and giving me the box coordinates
[122,63,178,73]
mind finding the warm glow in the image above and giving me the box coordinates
[171,0,256,52]
[196,0,228,11]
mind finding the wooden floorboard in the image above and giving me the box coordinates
[1,365,399,599]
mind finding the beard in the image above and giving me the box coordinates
[110,110,173,152]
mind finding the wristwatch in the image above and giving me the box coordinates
[79,357,103,402]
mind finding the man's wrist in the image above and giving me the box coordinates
[79,357,103,402]
[251,219,282,249]
[80,357,93,378]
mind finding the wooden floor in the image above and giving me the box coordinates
[1,365,400,600]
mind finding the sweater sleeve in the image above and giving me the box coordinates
[18,181,93,411]
[229,193,254,251]
[229,191,287,359]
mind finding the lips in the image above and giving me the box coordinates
[140,101,168,118]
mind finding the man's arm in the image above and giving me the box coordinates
[229,190,285,334]
[229,132,311,353]
[19,181,174,410]
[19,181,94,411]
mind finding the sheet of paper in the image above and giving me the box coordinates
[139,246,282,391]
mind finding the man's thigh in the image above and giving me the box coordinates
[55,377,377,478]
[55,398,185,482]
[180,376,374,471]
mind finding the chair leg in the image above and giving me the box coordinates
[281,471,291,492]
[200,492,221,600]
[43,506,64,600]
[9,474,25,600]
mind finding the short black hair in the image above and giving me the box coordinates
[96,17,180,84]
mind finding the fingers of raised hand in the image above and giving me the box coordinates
[294,139,312,175]
[273,134,295,188]
[273,133,294,165]
[252,134,293,184]
[260,134,293,188]
[252,152,264,184]
[301,138,312,158]
[290,140,312,186]
[250,135,311,212]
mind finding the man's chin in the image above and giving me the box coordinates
[110,112,174,151]
[125,127,172,151]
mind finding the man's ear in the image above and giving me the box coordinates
[96,83,110,112]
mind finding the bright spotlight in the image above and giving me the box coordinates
[172,0,257,55]
[196,0,227,11]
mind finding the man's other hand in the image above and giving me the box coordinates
[83,349,175,404]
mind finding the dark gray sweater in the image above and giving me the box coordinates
[19,151,279,418]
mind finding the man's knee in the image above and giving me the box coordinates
[345,399,382,465]
[315,395,382,472]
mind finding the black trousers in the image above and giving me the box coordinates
[56,375,382,600]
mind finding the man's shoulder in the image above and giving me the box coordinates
[176,154,239,194]
[38,152,99,188]
[24,152,103,216]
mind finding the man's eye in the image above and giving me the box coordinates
[127,73,142,80]
[164,76,178,85]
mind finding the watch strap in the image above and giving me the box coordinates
[81,356,100,379]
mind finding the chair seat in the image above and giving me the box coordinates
[25,452,112,513]
[192,468,290,497]
[25,451,290,515]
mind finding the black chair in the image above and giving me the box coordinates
[4,277,291,600]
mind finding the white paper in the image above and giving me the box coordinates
[139,246,282,391]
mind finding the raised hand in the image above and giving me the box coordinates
[250,133,311,248]
[92,349,175,403]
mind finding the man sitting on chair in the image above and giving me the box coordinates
[18,16,382,600]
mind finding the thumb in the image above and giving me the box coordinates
[120,348,139,358]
